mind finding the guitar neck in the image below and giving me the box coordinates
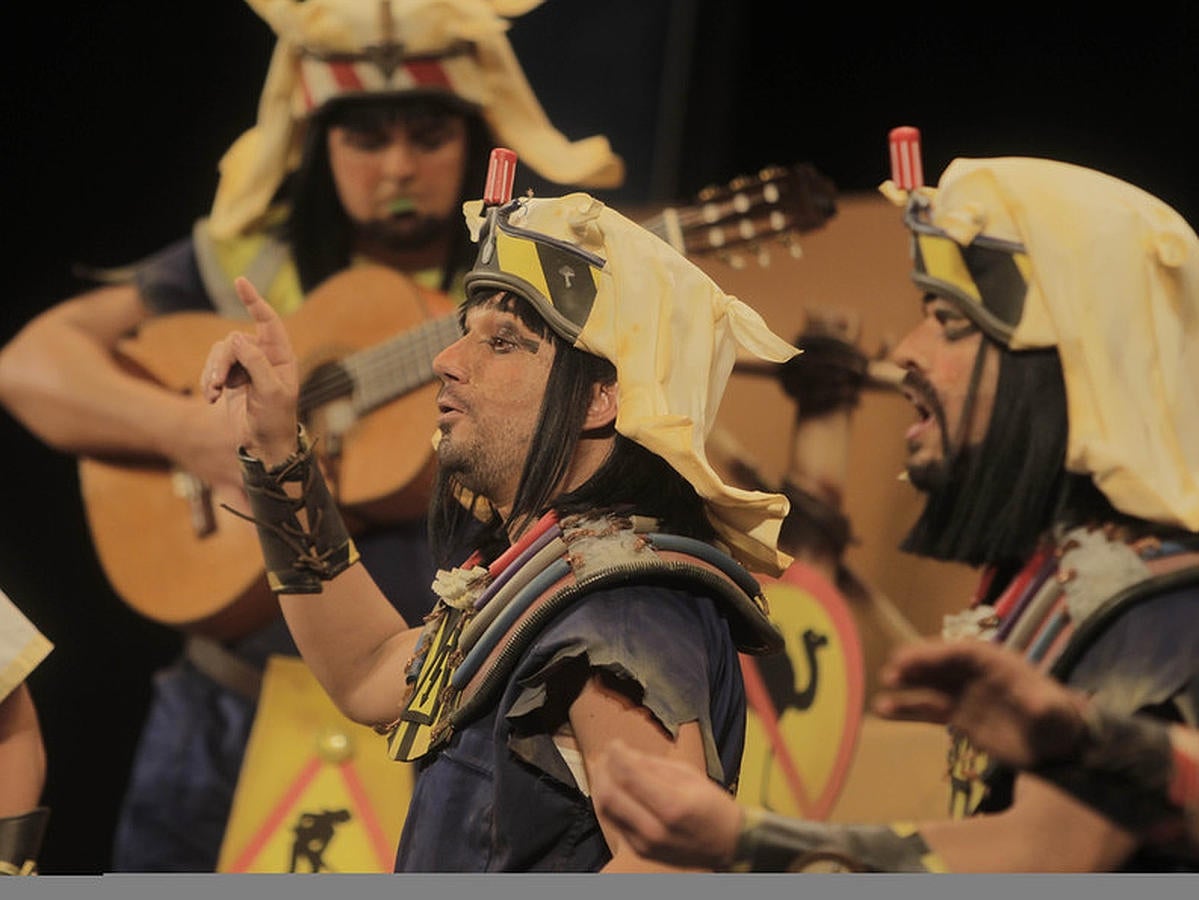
[639,162,835,262]
[640,204,761,259]
[313,313,461,419]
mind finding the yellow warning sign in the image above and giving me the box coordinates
[738,562,865,820]
[217,655,415,873]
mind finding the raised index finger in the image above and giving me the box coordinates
[234,276,294,366]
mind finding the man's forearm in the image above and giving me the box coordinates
[1032,705,1198,852]
[728,809,949,872]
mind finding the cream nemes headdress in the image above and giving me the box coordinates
[463,193,800,575]
[208,0,624,239]
[883,157,1199,530]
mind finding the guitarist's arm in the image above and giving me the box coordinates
[0,283,244,494]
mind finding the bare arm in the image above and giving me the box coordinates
[571,675,717,872]
[920,772,1138,871]
[0,284,243,492]
[202,277,421,726]
[276,567,422,727]
[590,736,742,870]
[592,736,1139,872]
[0,685,45,818]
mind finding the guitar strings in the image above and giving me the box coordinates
[298,314,461,417]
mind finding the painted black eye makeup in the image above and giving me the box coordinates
[495,324,541,355]
[462,311,543,356]
[944,323,980,342]
[925,297,979,342]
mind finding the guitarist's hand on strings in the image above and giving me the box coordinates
[202,277,301,468]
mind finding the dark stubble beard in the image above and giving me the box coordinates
[904,369,956,492]
[436,425,527,511]
[910,444,975,498]
[358,211,453,254]
[907,452,953,493]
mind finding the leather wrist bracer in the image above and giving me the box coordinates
[730,809,949,873]
[228,426,359,594]
[1031,704,1187,842]
[0,807,50,876]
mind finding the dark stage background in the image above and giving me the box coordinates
[2,0,1195,873]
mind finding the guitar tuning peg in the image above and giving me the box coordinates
[697,185,719,201]
[722,251,747,270]
[758,164,785,181]
[728,174,755,191]
[754,245,772,268]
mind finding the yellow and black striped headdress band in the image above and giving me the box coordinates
[904,193,1033,346]
[463,199,606,344]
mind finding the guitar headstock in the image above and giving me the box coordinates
[657,162,838,269]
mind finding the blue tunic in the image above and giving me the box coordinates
[394,581,747,871]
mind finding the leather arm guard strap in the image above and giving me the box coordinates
[0,807,50,876]
[729,809,949,873]
[1031,705,1198,849]
[228,427,359,594]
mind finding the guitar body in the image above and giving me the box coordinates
[78,267,456,638]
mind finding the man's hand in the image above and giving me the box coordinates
[874,639,1090,769]
[201,277,300,467]
[590,738,743,870]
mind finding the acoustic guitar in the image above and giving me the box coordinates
[78,163,838,638]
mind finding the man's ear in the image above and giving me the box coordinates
[583,380,618,432]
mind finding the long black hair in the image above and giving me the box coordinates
[901,343,1068,568]
[902,342,1182,578]
[282,94,491,294]
[428,292,714,566]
